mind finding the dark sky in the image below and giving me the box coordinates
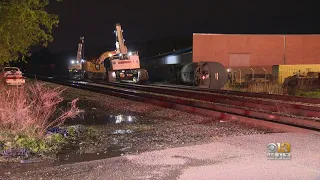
[47,1,317,54]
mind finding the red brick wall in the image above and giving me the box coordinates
[193,34,320,67]
[286,35,320,64]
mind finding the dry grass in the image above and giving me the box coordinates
[0,81,83,138]
[222,78,320,97]
[245,82,287,95]
[222,82,287,95]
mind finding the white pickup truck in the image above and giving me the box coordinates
[0,67,26,85]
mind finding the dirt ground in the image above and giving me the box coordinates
[0,81,278,177]
[52,81,277,157]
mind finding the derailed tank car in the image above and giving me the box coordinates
[140,47,228,89]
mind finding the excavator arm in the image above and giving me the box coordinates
[96,51,117,64]
[96,24,130,64]
[115,23,128,55]
[77,37,84,62]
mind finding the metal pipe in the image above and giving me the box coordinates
[250,68,254,80]
[238,69,242,84]
[263,68,267,80]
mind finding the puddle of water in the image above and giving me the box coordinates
[108,114,137,124]
[56,145,128,165]
[66,114,138,125]
[0,114,143,176]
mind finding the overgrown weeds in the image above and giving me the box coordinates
[0,81,82,137]
[0,81,84,157]
[246,82,287,95]
[223,79,319,97]
[223,82,288,95]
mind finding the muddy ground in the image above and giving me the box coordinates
[0,81,278,177]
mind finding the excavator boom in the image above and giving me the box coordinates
[77,37,84,62]
[97,51,117,64]
[115,23,128,55]
[68,37,84,79]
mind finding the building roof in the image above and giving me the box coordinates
[142,47,192,60]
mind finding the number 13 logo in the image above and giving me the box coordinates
[277,142,291,153]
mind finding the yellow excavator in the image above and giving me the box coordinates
[81,51,117,80]
[68,23,148,83]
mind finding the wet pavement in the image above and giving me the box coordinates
[0,82,276,178]
[56,145,125,165]
[3,133,320,180]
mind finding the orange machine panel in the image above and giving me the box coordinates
[111,55,140,70]
[193,34,320,67]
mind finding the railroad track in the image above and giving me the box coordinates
[148,82,320,104]
[88,80,320,117]
[27,75,320,135]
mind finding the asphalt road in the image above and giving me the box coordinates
[3,132,320,180]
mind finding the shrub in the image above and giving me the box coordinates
[295,89,320,98]
[0,81,83,138]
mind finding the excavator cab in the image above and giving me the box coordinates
[104,57,112,70]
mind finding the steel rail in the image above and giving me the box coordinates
[147,82,320,104]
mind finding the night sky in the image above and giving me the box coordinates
[47,1,317,55]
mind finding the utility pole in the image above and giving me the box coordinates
[238,69,242,84]
[82,37,84,61]
[250,68,254,80]
[283,34,286,65]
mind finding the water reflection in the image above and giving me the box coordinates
[110,115,136,124]
[112,129,134,134]
[66,114,138,125]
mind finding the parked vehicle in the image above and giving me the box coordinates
[0,67,26,85]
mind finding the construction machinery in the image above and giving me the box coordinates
[99,23,148,83]
[68,24,148,82]
[68,36,110,80]
[68,37,85,79]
